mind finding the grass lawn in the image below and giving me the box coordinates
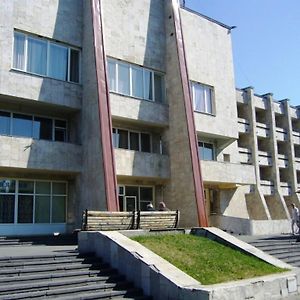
[132,234,287,285]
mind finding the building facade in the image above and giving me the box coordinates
[0,0,297,236]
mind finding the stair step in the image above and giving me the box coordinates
[0,252,81,262]
[0,281,134,300]
[0,274,125,294]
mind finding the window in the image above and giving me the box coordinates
[191,82,214,114]
[0,179,67,224]
[13,31,80,83]
[0,110,67,142]
[108,58,164,103]
[198,141,215,161]
[118,185,154,211]
[112,128,151,153]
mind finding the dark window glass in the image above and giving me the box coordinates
[118,195,124,211]
[49,44,68,81]
[144,70,153,100]
[0,195,15,223]
[199,142,214,161]
[140,187,153,202]
[118,130,128,149]
[33,117,53,140]
[27,37,47,76]
[52,182,66,195]
[130,132,139,151]
[0,180,16,193]
[35,196,50,223]
[0,111,10,135]
[54,120,67,142]
[70,49,80,83]
[154,73,163,103]
[12,114,32,137]
[18,181,34,194]
[18,195,33,223]
[125,186,139,198]
[52,196,66,223]
[141,133,151,152]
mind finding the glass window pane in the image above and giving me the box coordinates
[154,73,163,103]
[125,186,139,198]
[118,195,124,211]
[140,201,149,211]
[108,60,116,91]
[52,196,66,223]
[12,113,33,137]
[0,179,16,193]
[18,195,33,223]
[204,86,213,114]
[19,181,34,194]
[70,49,80,83]
[132,67,143,98]
[52,182,66,195]
[13,32,25,70]
[144,70,153,100]
[36,181,51,194]
[0,111,10,135]
[49,44,68,81]
[35,196,50,223]
[140,187,153,201]
[112,128,118,148]
[203,143,214,160]
[55,120,67,129]
[193,83,205,112]
[0,195,15,223]
[130,132,139,151]
[118,129,128,149]
[27,37,47,76]
[33,117,53,140]
[54,129,66,141]
[118,64,130,95]
[141,133,151,152]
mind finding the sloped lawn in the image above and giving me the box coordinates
[132,234,287,284]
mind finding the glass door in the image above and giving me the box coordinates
[124,196,137,212]
[0,195,15,223]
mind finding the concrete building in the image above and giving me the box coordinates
[0,0,297,236]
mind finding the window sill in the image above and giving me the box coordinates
[10,68,81,86]
[194,110,216,117]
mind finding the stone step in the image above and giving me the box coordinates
[0,281,136,300]
[0,274,125,295]
[0,252,81,262]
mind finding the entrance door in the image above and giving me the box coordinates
[124,196,137,212]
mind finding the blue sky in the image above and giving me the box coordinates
[185,0,300,106]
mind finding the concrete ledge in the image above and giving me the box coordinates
[78,230,300,299]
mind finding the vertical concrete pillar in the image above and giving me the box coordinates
[265,94,289,219]
[245,87,270,220]
[164,0,207,227]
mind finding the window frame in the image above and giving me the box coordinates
[107,58,165,103]
[191,81,215,115]
[12,30,81,84]
[198,141,215,161]
[0,109,68,142]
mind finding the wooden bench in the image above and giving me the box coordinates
[136,210,180,230]
[82,210,135,231]
[82,210,180,231]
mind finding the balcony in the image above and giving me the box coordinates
[277,154,288,168]
[260,180,274,195]
[238,118,250,134]
[293,131,300,144]
[295,158,300,171]
[253,96,267,110]
[114,148,170,180]
[290,107,298,119]
[0,136,82,173]
[201,160,255,186]
[280,182,292,196]
[239,147,252,164]
[236,90,247,104]
[275,127,287,142]
[273,102,284,114]
[110,93,168,127]
[256,122,270,138]
[258,151,272,166]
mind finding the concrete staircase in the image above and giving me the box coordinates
[239,235,300,267]
[0,236,151,300]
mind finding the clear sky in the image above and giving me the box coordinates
[184,0,300,106]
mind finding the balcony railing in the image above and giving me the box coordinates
[239,147,252,164]
[277,154,288,168]
[260,180,274,195]
[275,127,287,141]
[254,96,267,109]
[258,150,272,166]
[293,131,300,144]
[256,122,270,138]
[280,182,292,196]
[238,118,250,134]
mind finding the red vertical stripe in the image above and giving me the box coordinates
[90,0,119,211]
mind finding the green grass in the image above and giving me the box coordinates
[132,234,287,285]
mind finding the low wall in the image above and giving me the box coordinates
[211,215,291,235]
[78,229,300,300]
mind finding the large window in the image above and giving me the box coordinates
[13,31,80,83]
[198,141,215,161]
[0,110,67,142]
[191,82,214,114]
[108,59,164,103]
[118,185,154,211]
[113,128,151,153]
[0,179,67,224]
